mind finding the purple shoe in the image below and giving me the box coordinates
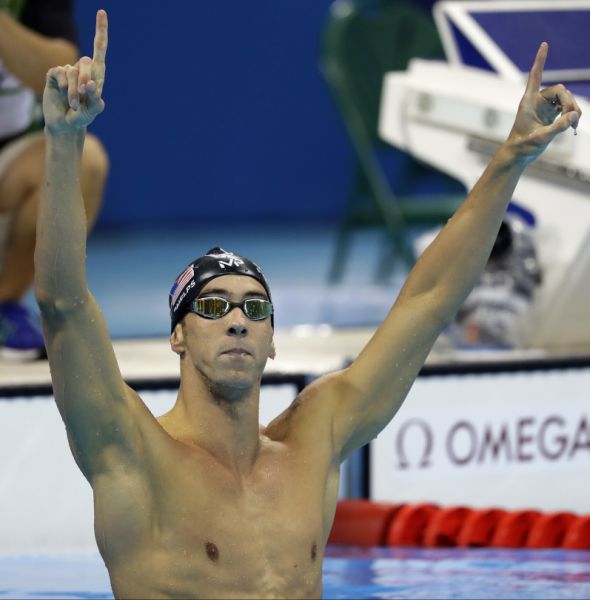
[0,302,46,360]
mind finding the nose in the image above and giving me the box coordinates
[227,307,248,337]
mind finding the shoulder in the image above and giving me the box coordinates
[264,369,353,443]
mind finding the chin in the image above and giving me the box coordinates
[214,368,260,391]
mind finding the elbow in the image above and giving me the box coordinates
[34,285,51,312]
[35,287,89,321]
[35,289,63,322]
[34,283,58,313]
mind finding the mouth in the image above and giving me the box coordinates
[221,348,252,358]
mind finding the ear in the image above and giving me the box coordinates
[170,322,186,357]
[268,338,276,360]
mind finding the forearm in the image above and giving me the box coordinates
[35,129,89,307]
[0,12,78,97]
[399,141,527,319]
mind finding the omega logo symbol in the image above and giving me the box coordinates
[395,418,434,469]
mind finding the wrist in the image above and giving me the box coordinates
[494,138,530,171]
[45,126,86,154]
[44,125,86,141]
[45,125,86,139]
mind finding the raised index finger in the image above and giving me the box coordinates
[91,9,108,94]
[525,42,548,98]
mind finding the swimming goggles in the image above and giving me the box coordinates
[190,297,273,321]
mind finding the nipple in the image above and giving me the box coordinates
[205,541,219,562]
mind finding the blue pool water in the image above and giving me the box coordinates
[1,547,589,599]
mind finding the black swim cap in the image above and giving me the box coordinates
[169,247,273,333]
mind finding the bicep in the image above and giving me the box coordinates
[41,293,141,477]
[332,293,446,458]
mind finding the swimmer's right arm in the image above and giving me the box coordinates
[35,11,143,480]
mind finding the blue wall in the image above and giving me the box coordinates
[74,1,356,226]
[74,1,448,228]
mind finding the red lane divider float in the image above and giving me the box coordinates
[328,500,404,547]
[491,510,543,548]
[423,506,472,547]
[526,512,577,549]
[386,503,439,546]
[457,508,508,547]
[562,515,590,550]
[328,500,590,549]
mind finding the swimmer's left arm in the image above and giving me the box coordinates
[324,43,581,460]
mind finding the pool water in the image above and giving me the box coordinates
[325,547,590,599]
[1,547,589,599]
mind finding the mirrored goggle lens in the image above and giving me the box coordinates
[193,297,273,321]
[194,297,230,318]
[243,298,273,320]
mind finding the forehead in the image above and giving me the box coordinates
[200,274,267,297]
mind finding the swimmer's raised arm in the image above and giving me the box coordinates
[320,43,581,459]
[35,10,143,480]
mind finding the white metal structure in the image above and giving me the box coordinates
[379,1,590,351]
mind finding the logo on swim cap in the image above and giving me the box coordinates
[216,254,244,270]
[169,247,273,333]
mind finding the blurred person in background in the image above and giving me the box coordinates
[0,0,108,359]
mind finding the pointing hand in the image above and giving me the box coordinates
[43,9,108,133]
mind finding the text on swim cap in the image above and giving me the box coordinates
[173,280,196,312]
[170,265,195,306]
[218,257,244,269]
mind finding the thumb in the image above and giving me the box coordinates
[567,110,580,130]
[68,81,105,126]
[84,86,106,116]
[65,96,105,128]
[544,111,578,140]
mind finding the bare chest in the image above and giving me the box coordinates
[99,443,333,598]
[154,448,326,556]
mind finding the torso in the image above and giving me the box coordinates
[92,391,340,599]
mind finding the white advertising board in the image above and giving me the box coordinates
[371,368,590,512]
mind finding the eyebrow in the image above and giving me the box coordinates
[199,288,269,300]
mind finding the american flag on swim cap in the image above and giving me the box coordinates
[170,265,194,306]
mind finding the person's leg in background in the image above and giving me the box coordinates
[0,133,108,359]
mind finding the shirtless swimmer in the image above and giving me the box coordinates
[35,9,581,599]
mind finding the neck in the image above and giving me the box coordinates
[159,358,263,475]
